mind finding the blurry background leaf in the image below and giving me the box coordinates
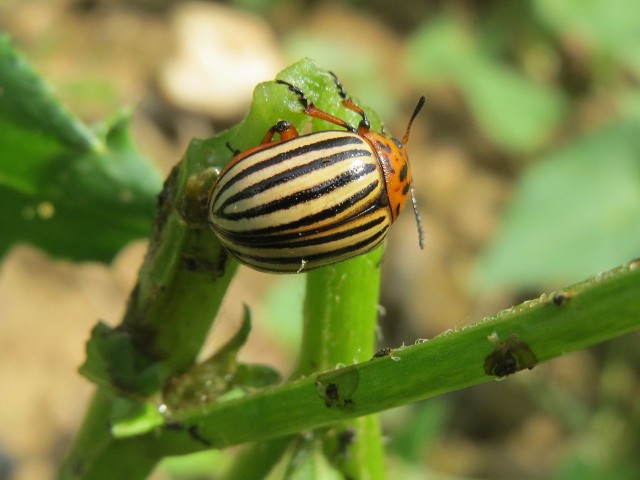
[475,119,640,291]
[3,1,640,479]
[260,275,305,352]
[0,35,161,262]
[406,16,567,153]
[387,400,450,464]
[534,0,640,77]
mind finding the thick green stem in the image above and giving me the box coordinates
[59,139,238,479]
[107,260,639,455]
[59,59,382,480]
[299,249,383,372]
[300,248,387,479]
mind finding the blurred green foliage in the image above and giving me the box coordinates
[0,35,162,262]
[272,1,640,291]
[406,15,568,154]
[2,1,639,478]
[402,3,640,290]
[477,120,640,289]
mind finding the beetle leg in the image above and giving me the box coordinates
[341,98,371,134]
[329,71,371,134]
[225,141,241,157]
[329,71,350,101]
[260,120,299,144]
[276,79,358,134]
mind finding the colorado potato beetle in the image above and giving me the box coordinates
[207,74,425,273]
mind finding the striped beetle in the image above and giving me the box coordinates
[207,74,425,273]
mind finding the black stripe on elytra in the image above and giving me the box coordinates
[399,164,408,182]
[218,147,372,211]
[214,180,381,236]
[215,134,363,199]
[229,209,386,248]
[376,140,392,153]
[219,163,378,221]
[232,226,389,267]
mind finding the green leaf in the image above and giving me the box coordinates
[460,60,566,153]
[475,119,640,291]
[162,307,281,409]
[110,398,164,439]
[406,17,567,153]
[534,0,640,75]
[0,35,162,262]
[211,304,253,362]
[80,322,162,395]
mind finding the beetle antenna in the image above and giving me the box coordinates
[402,96,426,145]
[403,96,426,248]
[410,186,425,249]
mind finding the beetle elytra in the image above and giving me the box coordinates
[207,74,425,273]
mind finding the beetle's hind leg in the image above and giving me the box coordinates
[276,79,358,134]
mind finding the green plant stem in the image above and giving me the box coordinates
[300,248,386,479]
[221,239,387,480]
[59,60,376,480]
[119,260,640,455]
[59,140,238,480]
[299,249,383,372]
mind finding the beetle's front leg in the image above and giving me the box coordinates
[260,120,299,144]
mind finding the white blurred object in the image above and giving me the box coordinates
[160,2,284,119]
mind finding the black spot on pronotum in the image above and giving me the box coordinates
[402,183,410,195]
[484,335,538,378]
[376,140,392,153]
[399,164,408,182]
